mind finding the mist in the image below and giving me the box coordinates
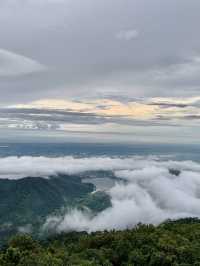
[1,155,200,179]
[34,156,200,232]
[1,155,200,230]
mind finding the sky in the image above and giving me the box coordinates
[0,0,200,143]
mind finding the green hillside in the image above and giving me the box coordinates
[0,175,94,225]
[1,218,200,265]
[0,175,111,244]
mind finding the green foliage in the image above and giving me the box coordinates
[0,174,94,225]
[0,174,96,244]
[77,191,112,213]
[1,218,200,265]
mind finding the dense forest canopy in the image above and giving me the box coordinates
[1,218,200,266]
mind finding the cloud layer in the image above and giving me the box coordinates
[1,96,200,143]
[2,155,200,179]
[39,155,200,232]
[0,0,200,103]
[0,0,200,142]
[1,155,200,230]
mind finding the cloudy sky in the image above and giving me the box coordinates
[0,0,200,143]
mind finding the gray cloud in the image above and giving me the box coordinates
[116,29,139,41]
[0,108,108,125]
[0,49,46,77]
[0,0,200,103]
[148,103,188,108]
[0,103,189,131]
[0,0,200,142]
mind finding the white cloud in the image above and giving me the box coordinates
[1,155,200,231]
[0,49,46,77]
[116,29,139,41]
[1,155,200,180]
[0,156,146,179]
[43,156,200,232]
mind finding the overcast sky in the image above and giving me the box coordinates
[0,0,200,143]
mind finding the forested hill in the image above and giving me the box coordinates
[0,174,111,245]
[1,218,200,265]
[0,174,94,227]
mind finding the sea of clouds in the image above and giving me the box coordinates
[44,160,200,232]
[1,155,200,179]
[1,155,200,231]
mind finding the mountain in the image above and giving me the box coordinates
[0,174,111,244]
